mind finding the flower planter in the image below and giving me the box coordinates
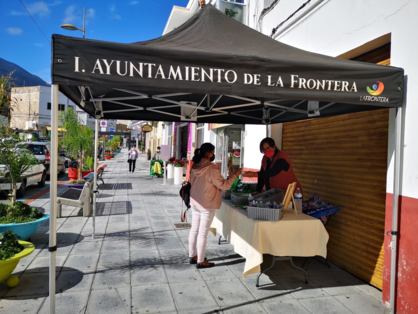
[0,214,50,241]
[174,166,184,185]
[82,170,91,177]
[68,167,78,180]
[105,155,112,160]
[63,182,85,190]
[0,241,35,286]
[167,164,174,179]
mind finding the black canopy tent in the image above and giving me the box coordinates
[47,5,405,313]
[52,5,403,124]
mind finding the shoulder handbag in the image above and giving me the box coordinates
[179,165,192,222]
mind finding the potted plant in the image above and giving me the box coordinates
[60,108,94,181]
[173,159,186,185]
[0,202,50,240]
[0,231,35,287]
[0,126,41,203]
[86,156,94,171]
[68,160,79,180]
[166,157,175,179]
[105,152,112,160]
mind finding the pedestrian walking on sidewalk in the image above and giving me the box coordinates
[128,145,138,172]
[188,143,242,268]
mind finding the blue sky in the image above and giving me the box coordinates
[1,0,189,83]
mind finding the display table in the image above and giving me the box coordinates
[211,200,329,279]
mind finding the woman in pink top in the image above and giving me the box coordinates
[189,143,242,268]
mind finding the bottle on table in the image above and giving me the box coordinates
[294,187,303,214]
[237,181,243,192]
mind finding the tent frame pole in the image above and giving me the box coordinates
[390,105,402,314]
[49,84,59,314]
[93,118,99,239]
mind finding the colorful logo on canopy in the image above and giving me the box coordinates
[367,81,384,96]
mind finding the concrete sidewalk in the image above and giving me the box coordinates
[0,151,388,314]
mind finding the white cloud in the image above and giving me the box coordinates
[10,10,25,16]
[27,1,51,18]
[63,6,95,25]
[49,0,62,6]
[87,8,96,19]
[109,4,122,20]
[63,5,77,23]
[7,27,23,35]
[130,1,139,4]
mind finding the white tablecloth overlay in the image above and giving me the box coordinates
[211,201,329,278]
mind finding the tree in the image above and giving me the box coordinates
[110,135,121,150]
[0,72,17,123]
[60,109,94,180]
[0,126,39,205]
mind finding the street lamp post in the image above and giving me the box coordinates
[61,7,85,38]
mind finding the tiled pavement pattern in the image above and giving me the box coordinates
[0,152,389,314]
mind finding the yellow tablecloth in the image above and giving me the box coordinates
[211,200,329,278]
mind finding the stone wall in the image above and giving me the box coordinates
[10,86,40,130]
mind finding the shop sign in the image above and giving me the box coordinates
[232,150,240,158]
[142,125,153,132]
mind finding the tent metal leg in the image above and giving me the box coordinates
[390,106,402,314]
[49,84,59,314]
[93,118,99,239]
[256,256,308,288]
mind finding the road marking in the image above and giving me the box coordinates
[19,177,68,204]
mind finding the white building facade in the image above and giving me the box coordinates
[165,1,417,312]
[11,85,118,133]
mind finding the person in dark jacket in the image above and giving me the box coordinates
[244,137,302,194]
[128,145,138,172]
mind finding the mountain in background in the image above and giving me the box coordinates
[0,57,49,87]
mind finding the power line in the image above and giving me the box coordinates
[19,0,51,44]
[64,7,83,24]
[270,0,311,37]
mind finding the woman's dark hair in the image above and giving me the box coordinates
[192,142,215,164]
[259,137,278,153]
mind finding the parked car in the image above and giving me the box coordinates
[59,151,73,168]
[16,142,66,176]
[0,151,47,198]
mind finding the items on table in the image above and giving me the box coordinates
[246,188,285,221]
[302,193,340,225]
[294,187,303,214]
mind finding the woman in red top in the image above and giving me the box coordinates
[245,137,302,194]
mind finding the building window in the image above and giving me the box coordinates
[48,103,66,111]
[220,0,246,24]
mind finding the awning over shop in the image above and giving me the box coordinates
[51,5,404,125]
[45,126,65,132]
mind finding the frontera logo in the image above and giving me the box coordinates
[366,81,384,96]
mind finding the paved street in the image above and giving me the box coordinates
[0,151,388,314]
[0,172,68,205]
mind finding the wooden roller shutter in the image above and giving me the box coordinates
[282,47,390,289]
